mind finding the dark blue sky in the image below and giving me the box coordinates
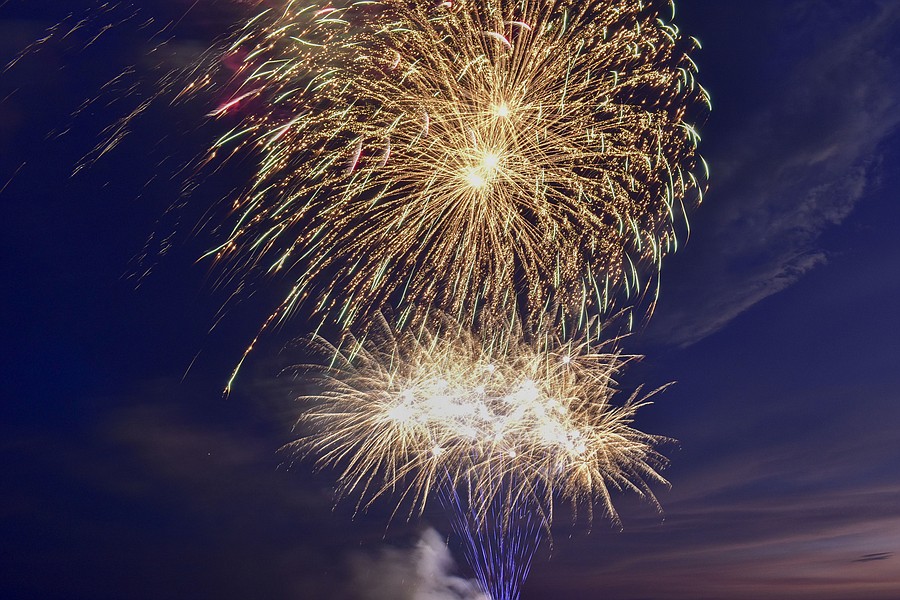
[2,1,900,599]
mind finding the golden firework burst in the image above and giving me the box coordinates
[291,314,670,529]
[193,0,708,340]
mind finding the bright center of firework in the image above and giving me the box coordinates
[464,150,503,190]
[482,152,500,171]
[387,403,414,423]
[465,168,487,189]
[492,102,511,119]
[518,379,539,403]
[377,365,609,464]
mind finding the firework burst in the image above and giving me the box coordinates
[192,0,708,339]
[290,314,670,530]
[12,2,709,597]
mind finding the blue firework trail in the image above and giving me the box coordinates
[440,478,543,600]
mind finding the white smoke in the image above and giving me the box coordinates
[348,528,489,600]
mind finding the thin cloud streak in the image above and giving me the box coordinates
[651,1,900,347]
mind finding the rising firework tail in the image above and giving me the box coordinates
[440,478,543,600]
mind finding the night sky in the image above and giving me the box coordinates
[3,2,900,599]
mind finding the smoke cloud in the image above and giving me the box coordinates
[348,528,489,600]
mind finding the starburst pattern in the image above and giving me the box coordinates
[194,0,708,334]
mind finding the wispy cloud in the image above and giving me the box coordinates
[651,1,900,347]
[524,372,900,599]
[854,552,894,563]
